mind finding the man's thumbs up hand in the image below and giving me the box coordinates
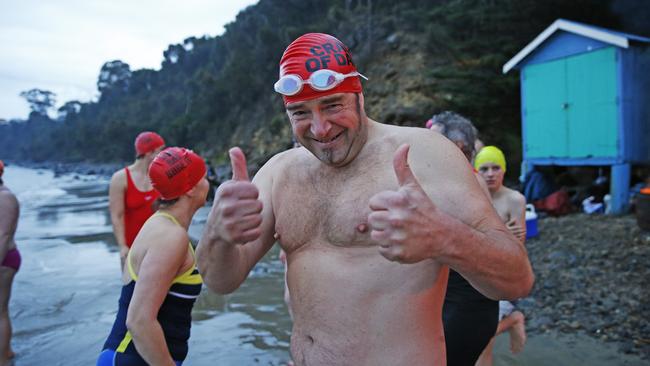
[368,144,444,263]
[206,147,263,245]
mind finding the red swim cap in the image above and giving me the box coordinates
[148,147,206,200]
[0,160,4,177]
[135,132,165,156]
[278,33,363,105]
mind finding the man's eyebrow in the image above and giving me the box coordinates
[286,95,345,111]
[319,96,344,105]
[286,103,305,112]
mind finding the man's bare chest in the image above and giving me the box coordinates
[273,167,395,251]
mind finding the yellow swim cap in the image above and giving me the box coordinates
[474,146,506,172]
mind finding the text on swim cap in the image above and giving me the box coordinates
[305,41,354,72]
[160,152,192,179]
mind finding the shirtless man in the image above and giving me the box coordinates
[0,161,20,365]
[474,146,527,366]
[197,33,534,365]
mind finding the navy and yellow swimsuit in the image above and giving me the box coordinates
[97,212,202,366]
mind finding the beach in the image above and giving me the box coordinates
[4,164,649,365]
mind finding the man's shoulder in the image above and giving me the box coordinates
[374,122,449,150]
[256,148,305,178]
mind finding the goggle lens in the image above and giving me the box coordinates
[311,70,338,90]
[276,76,301,95]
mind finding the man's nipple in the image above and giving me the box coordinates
[356,223,368,233]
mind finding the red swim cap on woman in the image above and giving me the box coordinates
[134,132,165,156]
[148,147,206,200]
[278,33,363,105]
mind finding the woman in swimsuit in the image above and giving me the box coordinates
[109,132,165,270]
[98,147,208,365]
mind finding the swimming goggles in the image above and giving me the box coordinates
[274,69,368,96]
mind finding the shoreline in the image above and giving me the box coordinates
[7,160,125,178]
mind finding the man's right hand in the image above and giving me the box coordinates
[206,147,263,245]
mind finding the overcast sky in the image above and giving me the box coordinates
[0,0,259,120]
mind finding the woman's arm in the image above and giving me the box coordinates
[126,226,187,365]
[108,170,128,268]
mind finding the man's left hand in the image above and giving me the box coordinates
[368,144,449,263]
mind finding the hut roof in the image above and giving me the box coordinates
[503,19,650,74]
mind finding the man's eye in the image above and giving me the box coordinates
[326,104,343,111]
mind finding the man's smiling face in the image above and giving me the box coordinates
[286,92,367,167]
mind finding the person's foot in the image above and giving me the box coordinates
[509,311,527,354]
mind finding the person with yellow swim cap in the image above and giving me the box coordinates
[474,145,528,366]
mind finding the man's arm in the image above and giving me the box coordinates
[0,191,19,263]
[368,143,533,300]
[108,170,128,267]
[197,148,276,294]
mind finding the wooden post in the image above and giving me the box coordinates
[610,163,631,214]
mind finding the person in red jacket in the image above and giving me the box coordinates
[109,132,165,270]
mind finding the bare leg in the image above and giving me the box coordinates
[0,267,16,365]
[476,311,527,365]
[507,311,526,354]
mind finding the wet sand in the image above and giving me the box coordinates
[5,165,649,365]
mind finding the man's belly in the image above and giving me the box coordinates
[286,245,448,366]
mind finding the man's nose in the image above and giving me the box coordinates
[310,113,332,139]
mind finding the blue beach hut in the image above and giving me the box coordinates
[503,19,650,214]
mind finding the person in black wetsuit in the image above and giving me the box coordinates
[428,112,499,366]
[97,147,209,366]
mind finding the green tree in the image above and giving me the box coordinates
[97,60,132,97]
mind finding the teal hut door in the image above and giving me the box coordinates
[523,47,618,159]
[523,59,568,158]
